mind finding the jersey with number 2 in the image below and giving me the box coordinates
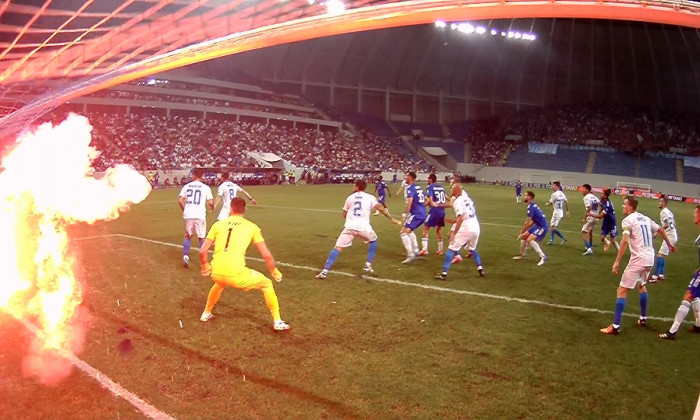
[180,180,213,220]
[342,191,378,231]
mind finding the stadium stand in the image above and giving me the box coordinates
[505,146,590,173]
[592,152,637,177]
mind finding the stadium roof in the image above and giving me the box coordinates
[0,0,698,133]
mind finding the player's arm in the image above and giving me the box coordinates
[178,195,186,211]
[208,198,214,212]
[403,197,413,218]
[342,210,348,219]
[373,203,400,224]
[254,239,282,281]
[425,195,433,209]
[453,214,465,235]
[584,205,592,221]
[612,232,629,274]
[564,200,570,217]
[519,217,534,236]
[661,215,670,231]
[655,226,677,254]
[387,187,392,198]
[199,238,214,266]
[239,187,257,205]
[213,195,221,210]
[592,210,606,220]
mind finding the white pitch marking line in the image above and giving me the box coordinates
[14,317,175,420]
[110,233,680,323]
[71,234,118,241]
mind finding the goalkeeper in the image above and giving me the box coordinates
[199,197,290,331]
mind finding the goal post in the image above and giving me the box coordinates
[616,181,652,193]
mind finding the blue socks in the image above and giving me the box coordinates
[367,241,378,263]
[443,249,454,273]
[640,292,648,318]
[554,230,564,239]
[324,248,341,270]
[183,237,191,256]
[550,231,555,241]
[654,257,665,276]
[199,238,204,248]
[471,250,482,266]
[614,297,626,326]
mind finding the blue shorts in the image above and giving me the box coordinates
[601,221,617,237]
[688,270,700,297]
[516,190,522,196]
[528,225,548,241]
[378,194,386,204]
[404,214,426,231]
[424,214,445,228]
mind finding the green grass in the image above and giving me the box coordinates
[3,183,700,419]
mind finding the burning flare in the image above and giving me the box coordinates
[0,113,151,384]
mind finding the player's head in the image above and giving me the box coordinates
[220,172,230,182]
[524,191,535,203]
[450,173,459,186]
[695,205,700,226]
[601,188,612,201]
[428,173,437,184]
[230,197,246,215]
[354,178,367,192]
[552,181,561,191]
[192,169,203,180]
[622,196,638,215]
[581,184,591,195]
[451,182,462,198]
[658,195,667,209]
[405,172,417,184]
[378,176,383,181]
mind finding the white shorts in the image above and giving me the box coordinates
[550,214,563,227]
[217,208,230,221]
[334,228,378,248]
[449,227,480,252]
[184,219,206,238]
[658,235,677,256]
[581,217,598,233]
[620,262,652,289]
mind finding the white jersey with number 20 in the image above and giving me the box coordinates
[179,180,213,220]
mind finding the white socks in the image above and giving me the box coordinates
[421,238,428,252]
[692,297,700,327]
[529,241,545,259]
[670,301,691,334]
[400,233,413,256]
[409,232,419,254]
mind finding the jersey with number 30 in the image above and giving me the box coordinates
[218,181,241,219]
[342,191,378,231]
[426,183,447,217]
[179,180,213,220]
[621,211,660,266]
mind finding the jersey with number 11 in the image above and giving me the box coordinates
[621,211,660,266]
[342,191,378,231]
[179,180,213,220]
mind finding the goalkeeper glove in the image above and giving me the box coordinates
[271,267,283,282]
[201,262,212,277]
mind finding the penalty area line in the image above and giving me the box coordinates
[13,317,176,420]
[110,233,678,323]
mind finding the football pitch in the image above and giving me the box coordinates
[2,183,700,419]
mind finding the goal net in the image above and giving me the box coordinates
[616,181,652,193]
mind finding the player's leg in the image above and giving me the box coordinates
[361,229,378,273]
[195,220,206,250]
[317,230,354,278]
[240,269,290,330]
[183,220,194,268]
[466,232,484,276]
[513,233,530,259]
[200,281,225,322]
[408,226,421,256]
[420,223,431,256]
[436,229,467,279]
[602,266,638,334]
[527,230,547,265]
[581,221,593,255]
[663,271,700,338]
[637,280,650,326]
[435,224,444,254]
[400,223,416,263]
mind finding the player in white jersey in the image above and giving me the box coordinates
[315,179,399,279]
[178,169,214,268]
[659,205,700,340]
[649,195,678,282]
[601,196,676,335]
[396,178,409,202]
[434,183,484,280]
[581,183,600,255]
[546,181,569,245]
[213,172,256,221]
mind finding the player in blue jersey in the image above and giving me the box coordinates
[513,191,548,266]
[659,205,700,339]
[515,180,523,203]
[372,176,391,215]
[589,189,620,252]
[419,174,447,256]
[399,172,427,264]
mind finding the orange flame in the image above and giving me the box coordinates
[0,113,151,385]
